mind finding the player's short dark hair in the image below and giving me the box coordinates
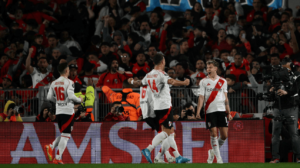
[206,60,219,67]
[226,74,236,81]
[112,101,122,106]
[58,62,68,74]
[153,54,164,65]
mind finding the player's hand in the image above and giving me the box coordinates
[128,78,134,85]
[277,89,287,96]
[269,87,275,92]
[79,96,83,103]
[184,79,190,86]
[228,113,233,121]
[196,113,201,120]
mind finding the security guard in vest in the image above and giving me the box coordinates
[74,78,95,121]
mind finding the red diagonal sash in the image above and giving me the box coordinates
[204,78,225,113]
[34,72,53,88]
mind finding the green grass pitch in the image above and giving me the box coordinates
[0,163,298,168]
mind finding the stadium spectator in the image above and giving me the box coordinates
[96,59,133,88]
[1,74,13,89]
[81,61,99,86]
[119,52,132,71]
[226,54,247,82]
[167,68,176,79]
[131,52,150,75]
[26,48,54,88]
[104,101,130,121]
[190,59,207,85]
[35,101,55,122]
[45,35,71,56]
[87,52,108,73]
[0,100,22,122]
[69,64,83,85]
[180,102,197,121]
[175,62,193,87]
[74,79,95,122]
[101,81,141,121]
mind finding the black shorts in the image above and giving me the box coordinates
[56,114,75,133]
[206,111,228,129]
[145,107,173,132]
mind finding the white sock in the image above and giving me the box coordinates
[211,136,221,159]
[50,136,61,149]
[160,138,170,157]
[168,133,180,158]
[147,131,168,152]
[218,138,226,148]
[165,151,172,159]
[56,133,70,160]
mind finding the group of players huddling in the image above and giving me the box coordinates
[44,54,232,164]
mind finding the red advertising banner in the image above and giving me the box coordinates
[0,120,264,164]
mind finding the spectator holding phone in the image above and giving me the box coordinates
[104,102,129,121]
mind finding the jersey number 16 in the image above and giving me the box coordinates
[54,87,65,101]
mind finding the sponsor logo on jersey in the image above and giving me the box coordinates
[58,103,67,106]
[206,88,223,92]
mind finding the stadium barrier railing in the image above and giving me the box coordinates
[0,120,265,164]
[1,87,263,121]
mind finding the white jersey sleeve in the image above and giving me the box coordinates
[47,85,56,103]
[67,81,81,103]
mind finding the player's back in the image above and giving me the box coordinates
[49,76,76,115]
[142,69,172,110]
[140,85,155,119]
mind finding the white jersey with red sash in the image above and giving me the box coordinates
[31,67,54,88]
[199,76,227,114]
[140,85,155,119]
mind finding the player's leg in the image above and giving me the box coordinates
[45,115,62,161]
[218,127,228,149]
[142,114,169,163]
[160,114,190,164]
[207,112,222,163]
[54,114,74,164]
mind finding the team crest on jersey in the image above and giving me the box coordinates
[47,77,50,82]
[218,82,222,86]
[114,79,118,84]
[146,67,149,71]
[208,122,211,127]
[168,121,172,127]
[107,80,109,82]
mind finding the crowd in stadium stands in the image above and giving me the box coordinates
[1,0,300,121]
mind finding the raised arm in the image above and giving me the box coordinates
[26,48,34,74]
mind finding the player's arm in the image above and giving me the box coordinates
[25,48,34,74]
[167,78,190,86]
[196,95,204,119]
[67,81,83,103]
[224,92,232,120]
[128,78,144,87]
[47,85,56,103]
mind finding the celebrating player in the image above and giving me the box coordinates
[195,60,233,164]
[129,54,190,164]
[45,63,83,164]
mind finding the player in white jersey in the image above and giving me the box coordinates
[129,54,190,164]
[196,60,232,164]
[44,63,83,164]
[140,85,176,163]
